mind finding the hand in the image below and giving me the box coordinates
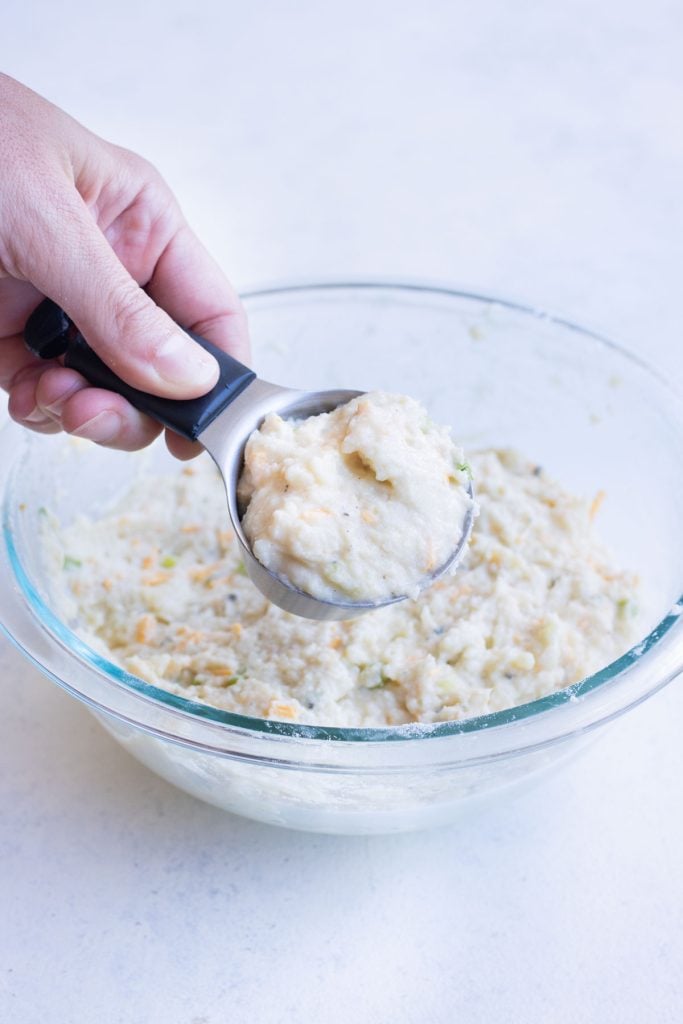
[0,73,249,459]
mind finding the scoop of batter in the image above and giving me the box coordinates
[237,391,473,603]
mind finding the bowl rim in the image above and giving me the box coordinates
[2,278,683,758]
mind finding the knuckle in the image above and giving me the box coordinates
[5,361,44,392]
[110,284,160,352]
[110,144,167,191]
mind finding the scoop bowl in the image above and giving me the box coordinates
[201,378,475,619]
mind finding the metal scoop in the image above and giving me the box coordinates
[25,300,474,620]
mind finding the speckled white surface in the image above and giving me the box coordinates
[1,2,683,1021]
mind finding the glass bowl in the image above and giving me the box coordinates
[2,282,682,835]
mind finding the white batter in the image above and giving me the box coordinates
[237,391,473,602]
[45,448,639,728]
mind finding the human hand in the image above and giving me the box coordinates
[0,73,249,459]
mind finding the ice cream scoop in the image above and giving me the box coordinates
[25,299,474,620]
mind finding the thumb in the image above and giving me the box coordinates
[24,196,220,399]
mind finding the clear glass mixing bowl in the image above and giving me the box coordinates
[2,282,682,834]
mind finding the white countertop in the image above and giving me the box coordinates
[2,2,683,1021]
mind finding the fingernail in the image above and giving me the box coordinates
[71,411,122,443]
[24,407,51,424]
[42,384,83,418]
[154,332,218,389]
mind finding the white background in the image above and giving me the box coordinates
[1,2,683,1021]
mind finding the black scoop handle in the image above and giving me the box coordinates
[24,299,256,441]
